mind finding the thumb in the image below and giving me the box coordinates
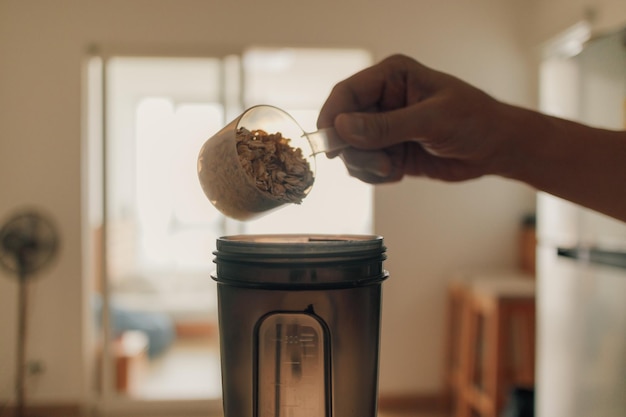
[334,109,419,150]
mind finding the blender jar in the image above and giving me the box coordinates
[212,234,389,417]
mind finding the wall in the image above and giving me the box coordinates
[0,0,574,406]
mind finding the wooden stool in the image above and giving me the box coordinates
[444,278,472,408]
[455,276,536,417]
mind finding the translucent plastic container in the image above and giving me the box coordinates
[197,105,347,221]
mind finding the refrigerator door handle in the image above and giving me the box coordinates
[557,246,626,270]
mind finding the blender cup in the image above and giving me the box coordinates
[212,234,388,417]
[197,105,347,221]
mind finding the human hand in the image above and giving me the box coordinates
[317,54,515,184]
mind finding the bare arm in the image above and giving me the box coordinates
[499,104,626,221]
[318,54,626,222]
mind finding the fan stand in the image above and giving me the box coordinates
[16,264,28,417]
[0,210,59,417]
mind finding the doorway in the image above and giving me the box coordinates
[85,46,373,412]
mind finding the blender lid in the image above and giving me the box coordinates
[212,234,388,289]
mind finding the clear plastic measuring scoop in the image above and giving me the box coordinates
[305,126,349,156]
[197,105,348,221]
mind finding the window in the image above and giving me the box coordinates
[241,48,374,234]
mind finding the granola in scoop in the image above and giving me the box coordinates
[236,128,314,204]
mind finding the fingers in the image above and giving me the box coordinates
[318,54,447,150]
[338,145,407,184]
[333,104,437,150]
[340,148,392,177]
[317,69,385,129]
[317,54,425,129]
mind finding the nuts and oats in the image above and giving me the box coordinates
[197,124,315,221]
[236,128,314,204]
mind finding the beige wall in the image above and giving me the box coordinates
[0,0,622,406]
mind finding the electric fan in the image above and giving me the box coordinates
[0,209,60,417]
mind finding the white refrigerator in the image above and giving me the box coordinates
[536,26,626,417]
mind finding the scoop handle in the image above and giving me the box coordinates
[304,127,350,155]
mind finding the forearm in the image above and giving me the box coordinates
[497,103,626,222]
